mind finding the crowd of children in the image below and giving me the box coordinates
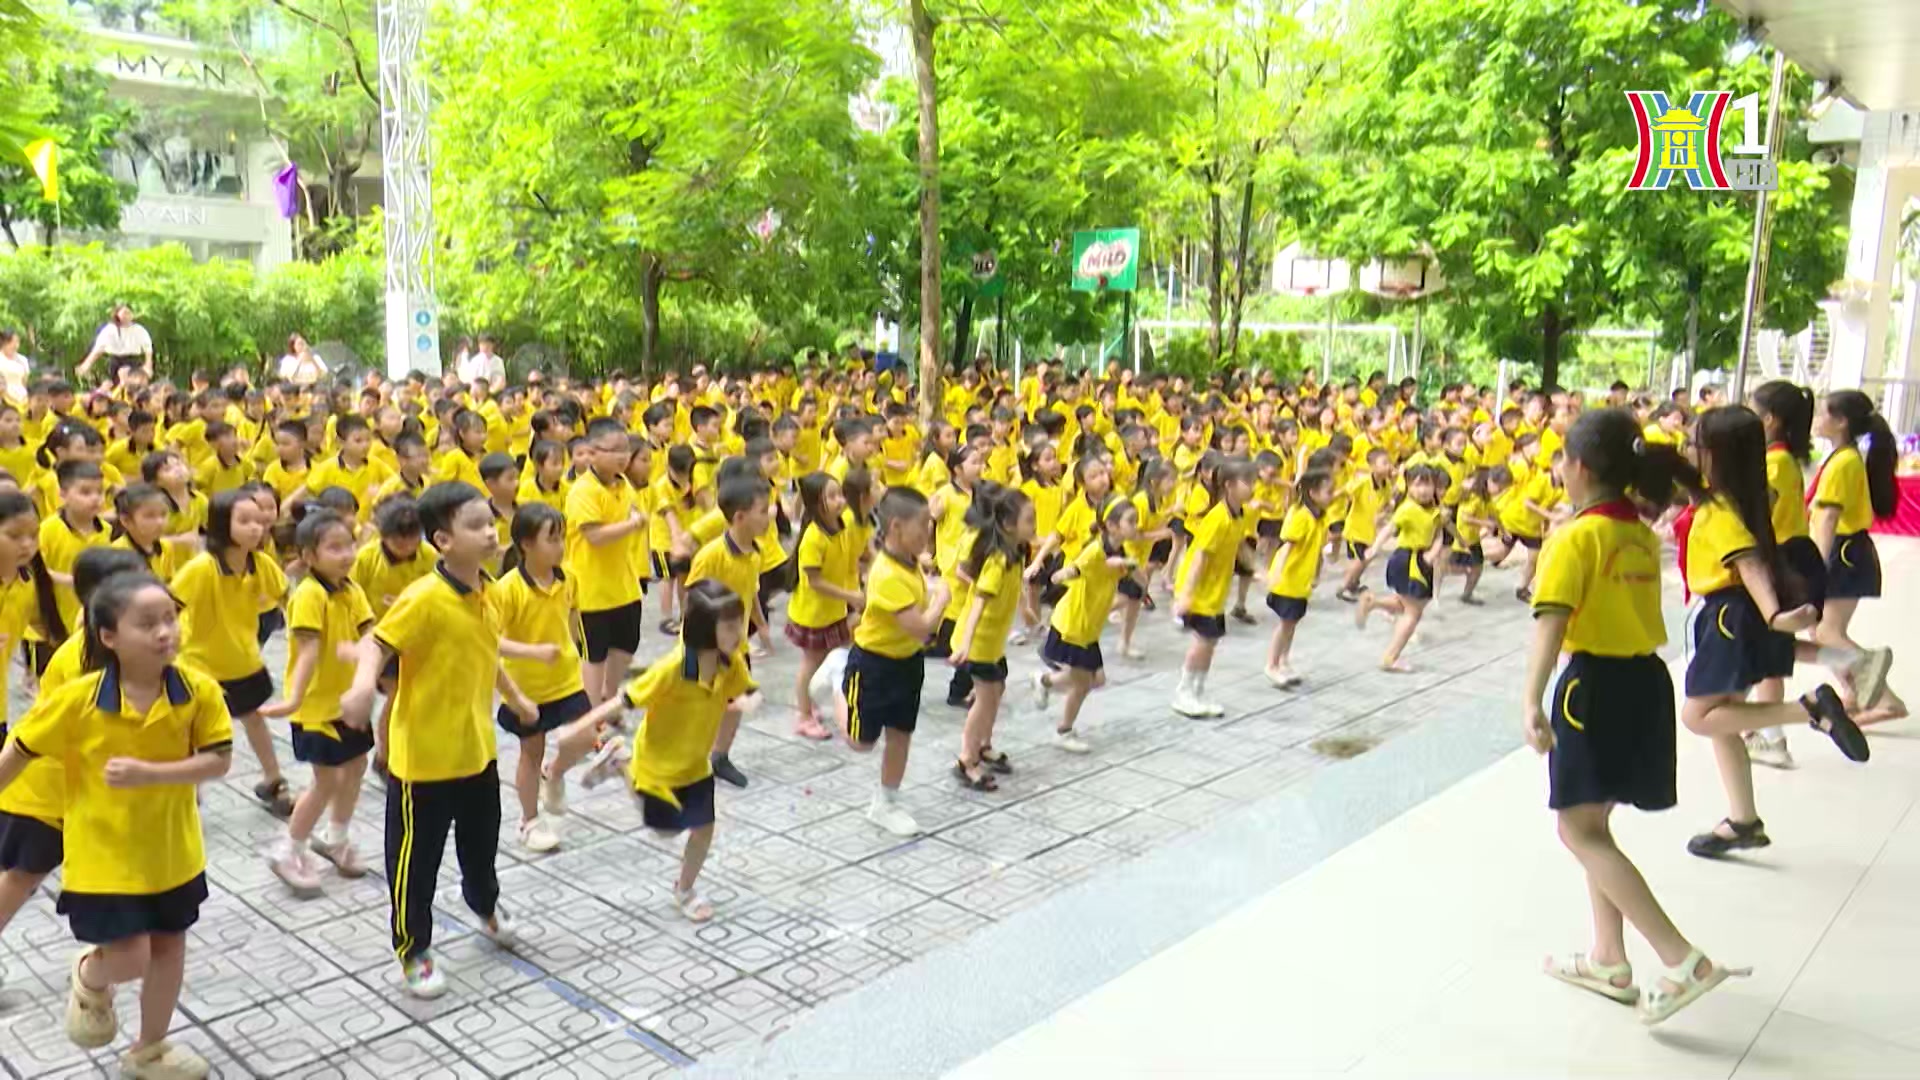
[0,355,1902,1074]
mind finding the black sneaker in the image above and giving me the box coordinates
[1803,684,1870,762]
[1686,817,1770,859]
[710,752,749,789]
[254,778,294,819]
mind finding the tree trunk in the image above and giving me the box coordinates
[640,253,663,379]
[909,0,941,427]
[1685,290,1700,377]
[1206,187,1225,362]
[949,293,974,375]
[0,208,17,250]
[1541,304,1564,390]
[1225,178,1257,358]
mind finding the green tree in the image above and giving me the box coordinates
[1320,0,1844,388]
[0,53,135,249]
[428,0,878,375]
[0,0,45,158]
[163,0,382,258]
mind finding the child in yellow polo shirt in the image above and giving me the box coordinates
[491,503,594,855]
[0,572,232,1078]
[837,488,948,837]
[340,481,537,1001]
[786,473,864,741]
[1033,497,1139,753]
[687,474,771,790]
[574,580,756,924]
[1263,465,1334,689]
[173,489,291,817]
[260,509,375,896]
[949,486,1034,790]
[566,419,647,706]
[1172,458,1255,717]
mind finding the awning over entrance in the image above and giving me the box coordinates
[1714,0,1920,111]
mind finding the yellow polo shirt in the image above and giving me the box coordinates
[1533,501,1665,656]
[374,564,501,782]
[489,566,584,705]
[624,643,756,801]
[565,471,641,613]
[854,551,927,658]
[285,574,374,731]
[172,550,288,682]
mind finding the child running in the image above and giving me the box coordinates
[1033,497,1139,751]
[574,580,756,922]
[1680,406,1865,860]
[340,481,536,999]
[949,485,1033,789]
[1116,459,1176,660]
[0,571,232,1078]
[1263,464,1334,688]
[491,503,595,853]
[171,489,292,816]
[837,487,948,836]
[786,472,864,741]
[1171,456,1256,718]
[260,508,376,892]
[1809,389,1906,726]
[1356,466,1447,673]
[1523,407,1744,1026]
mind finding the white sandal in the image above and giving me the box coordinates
[1543,952,1638,1004]
[673,887,713,923]
[1639,948,1750,1025]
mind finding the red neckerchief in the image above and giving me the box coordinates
[1673,502,1697,603]
[1577,498,1638,522]
[1806,445,1853,507]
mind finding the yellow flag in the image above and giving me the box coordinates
[23,138,58,202]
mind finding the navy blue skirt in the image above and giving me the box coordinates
[1826,531,1882,600]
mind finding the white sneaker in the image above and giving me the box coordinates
[579,736,627,789]
[1849,646,1894,709]
[401,953,447,999]
[1745,732,1797,770]
[866,799,921,837]
[1171,691,1210,718]
[539,769,568,815]
[1198,696,1226,718]
[310,836,370,878]
[1054,730,1091,754]
[1029,669,1052,712]
[270,847,323,898]
[1009,628,1031,647]
[482,907,519,949]
[519,817,560,854]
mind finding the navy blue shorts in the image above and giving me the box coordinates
[1548,653,1676,812]
[1449,542,1485,568]
[1778,534,1827,614]
[1256,518,1282,541]
[1148,538,1172,564]
[1686,588,1787,697]
[256,607,286,646]
[1041,627,1103,672]
[1170,520,1192,542]
[961,658,1008,684]
[581,600,643,661]
[1343,539,1370,562]
[0,810,61,874]
[1182,613,1226,640]
[292,721,375,766]
[1116,576,1145,601]
[637,775,716,833]
[1385,548,1434,600]
[1266,593,1308,622]
[844,647,924,743]
[220,668,274,718]
[1826,531,1881,600]
[650,553,693,580]
[60,872,207,944]
[497,688,593,737]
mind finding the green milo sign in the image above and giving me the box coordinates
[1070,227,1140,292]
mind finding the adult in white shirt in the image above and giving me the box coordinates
[277,333,329,386]
[0,329,30,404]
[456,333,507,390]
[76,304,154,385]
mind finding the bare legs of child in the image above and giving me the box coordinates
[1265,617,1301,688]
[1033,665,1099,752]
[792,645,833,740]
[69,931,206,1075]
[1356,592,1425,672]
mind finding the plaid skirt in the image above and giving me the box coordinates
[785,616,851,651]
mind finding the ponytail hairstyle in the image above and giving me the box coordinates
[1694,405,1786,586]
[1824,389,1898,519]
[80,569,167,673]
[1019,439,1059,485]
[500,502,564,576]
[1194,449,1225,503]
[1562,407,1702,513]
[962,484,1033,580]
[37,420,97,470]
[1138,457,1175,509]
[681,577,748,653]
[1099,495,1140,553]
[946,441,984,490]
[0,491,61,644]
[921,419,955,465]
[797,471,842,537]
[1751,380,1815,464]
[840,466,876,523]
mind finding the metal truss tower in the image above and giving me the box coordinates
[376,0,440,377]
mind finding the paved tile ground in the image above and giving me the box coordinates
[0,559,1541,1077]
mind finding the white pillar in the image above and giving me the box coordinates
[1826,111,1920,396]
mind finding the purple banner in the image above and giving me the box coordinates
[273,163,300,220]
